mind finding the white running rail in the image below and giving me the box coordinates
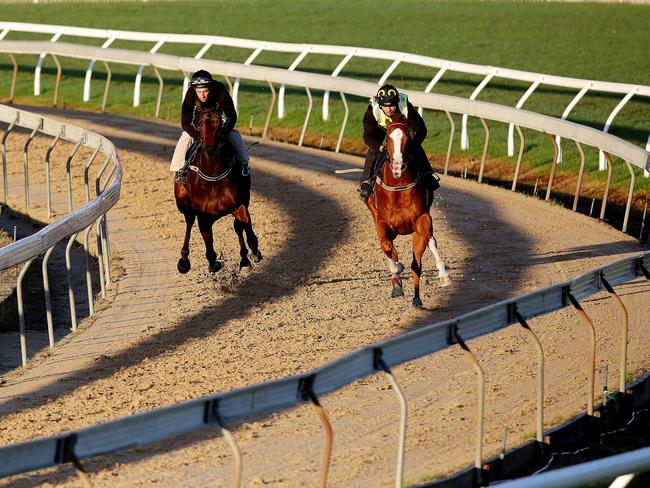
[0,21,648,173]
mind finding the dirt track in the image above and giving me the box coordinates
[0,108,649,487]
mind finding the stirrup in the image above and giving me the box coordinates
[241,162,250,177]
[358,180,372,202]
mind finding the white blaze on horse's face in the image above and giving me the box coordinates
[389,128,405,177]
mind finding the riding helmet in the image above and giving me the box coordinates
[190,70,214,88]
[375,84,400,106]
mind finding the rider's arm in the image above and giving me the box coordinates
[215,83,238,133]
[362,106,385,150]
[181,93,201,139]
[408,102,427,145]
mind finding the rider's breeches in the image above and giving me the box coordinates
[411,144,432,173]
[170,131,193,171]
[169,130,249,172]
[361,146,381,182]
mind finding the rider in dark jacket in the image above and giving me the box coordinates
[171,70,249,181]
[358,84,436,201]
[181,71,236,139]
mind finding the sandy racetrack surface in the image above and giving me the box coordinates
[0,107,649,487]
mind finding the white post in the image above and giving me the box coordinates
[278,47,310,119]
[323,50,354,121]
[507,77,542,156]
[34,32,62,96]
[232,46,264,113]
[133,37,166,107]
[599,87,637,170]
[83,36,116,102]
[555,82,591,163]
[461,69,496,150]
[377,56,403,87]
[418,63,449,116]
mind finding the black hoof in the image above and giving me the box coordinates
[251,251,263,263]
[239,258,252,271]
[412,297,423,308]
[177,258,191,274]
[208,260,223,273]
[391,286,404,298]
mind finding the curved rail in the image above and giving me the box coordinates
[0,104,122,365]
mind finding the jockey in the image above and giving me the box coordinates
[170,70,249,181]
[358,83,437,201]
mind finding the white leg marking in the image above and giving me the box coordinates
[386,258,404,278]
[428,237,451,285]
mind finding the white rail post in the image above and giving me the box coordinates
[599,87,637,170]
[645,135,650,177]
[508,77,542,156]
[418,63,449,116]
[461,68,496,150]
[377,55,403,87]
[278,47,310,119]
[66,233,79,331]
[34,31,62,96]
[232,46,264,113]
[323,50,354,121]
[42,245,56,349]
[555,82,590,163]
[44,128,64,219]
[133,37,166,108]
[83,36,116,103]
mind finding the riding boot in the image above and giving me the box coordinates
[174,160,190,182]
[358,147,381,202]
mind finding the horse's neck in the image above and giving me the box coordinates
[197,141,230,170]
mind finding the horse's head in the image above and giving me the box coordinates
[386,116,410,179]
[197,108,224,150]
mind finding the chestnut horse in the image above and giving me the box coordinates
[174,108,262,274]
[365,115,450,307]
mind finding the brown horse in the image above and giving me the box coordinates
[174,108,262,274]
[365,114,450,307]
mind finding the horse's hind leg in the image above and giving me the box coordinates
[376,222,403,298]
[429,235,451,287]
[198,213,222,273]
[243,209,262,263]
[233,218,252,271]
[178,210,195,274]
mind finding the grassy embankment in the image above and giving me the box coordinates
[0,0,648,221]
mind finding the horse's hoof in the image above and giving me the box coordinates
[239,258,252,272]
[208,260,223,273]
[412,297,423,308]
[440,275,452,287]
[251,251,263,263]
[391,286,404,298]
[177,258,191,274]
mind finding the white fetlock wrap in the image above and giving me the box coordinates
[387,259,404,277]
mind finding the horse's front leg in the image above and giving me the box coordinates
[197,213,222,273]
[376,222,404,298]
[411,214,432,307]
[178,210,195,274]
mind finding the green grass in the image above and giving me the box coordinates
[0,0,649,191]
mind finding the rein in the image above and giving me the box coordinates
[188,163,233,182]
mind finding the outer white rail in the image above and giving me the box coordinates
[496,446,650,488]
[0,21,648,162]
[0,251,648,484]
